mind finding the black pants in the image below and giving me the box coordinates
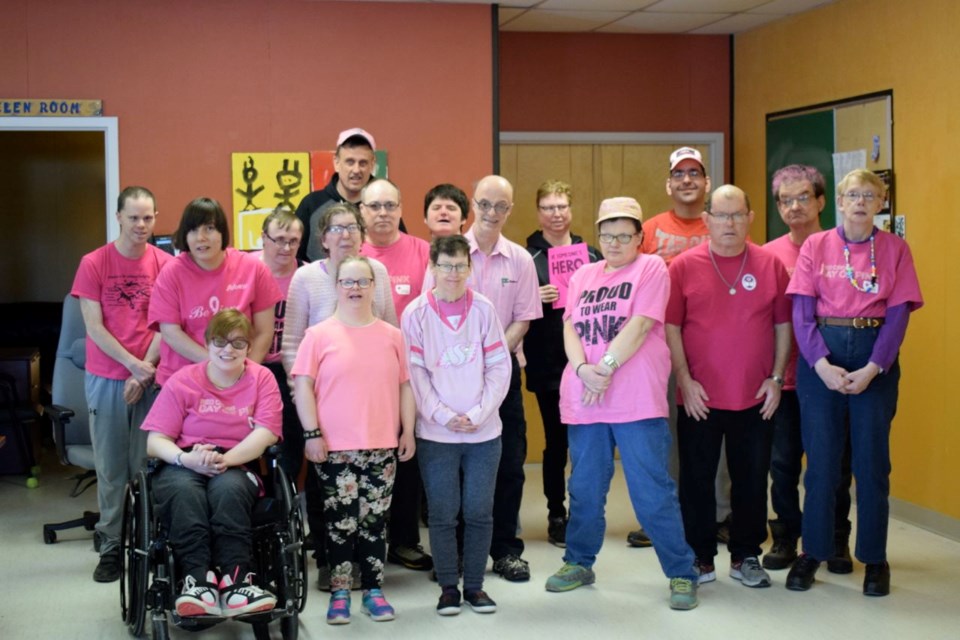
[489,355,527,560]
[534,388,568,520]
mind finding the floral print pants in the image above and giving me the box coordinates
[315,448,396,591]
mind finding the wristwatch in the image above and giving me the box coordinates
[601,353,620,370]
[770,374,785,387]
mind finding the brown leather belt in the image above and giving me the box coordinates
[816,316,884,329]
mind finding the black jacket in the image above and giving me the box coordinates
[524,231,602,393]
[294,175,347,262]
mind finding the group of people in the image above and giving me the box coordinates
[71,126,922,627]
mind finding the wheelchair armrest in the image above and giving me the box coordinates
[44,403,77,467]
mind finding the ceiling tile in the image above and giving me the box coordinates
[645,0,768,11]
[499,7,527,26]
[501,9,631,32]
[539,0,659,10]
[598,11,730,33]
[746,0,836,14]
[689,12,784,33]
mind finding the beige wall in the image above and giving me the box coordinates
[735,0,958,519]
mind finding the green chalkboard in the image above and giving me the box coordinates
[765,110,836,240]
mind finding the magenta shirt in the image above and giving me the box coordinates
[763,234,803,389]
[360,233,431,317]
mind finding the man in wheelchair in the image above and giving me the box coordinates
[141,309,283,618]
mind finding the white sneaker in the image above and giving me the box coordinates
[219,572,277,616]
[175,570,221,617]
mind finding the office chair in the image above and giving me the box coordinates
[42,294,99,545]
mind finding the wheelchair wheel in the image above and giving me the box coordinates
[120,471,151,638]
[277,467,307,614]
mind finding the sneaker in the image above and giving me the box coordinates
[175,571,221,617]
[463,589,497,613]
[695,558,716,584]
[492,554,530,582]
[361,588,396,621]
[669,577,699,610]
[547,517,567,548]
[388,544,434,571]
[219,572,277,617]
[93,549,121,583]
[730,556,771,588]
[785,553,820,591]
[326,589,351,625]
[437,586,461,616]
[545,562,596,592]
[627,528,653,548]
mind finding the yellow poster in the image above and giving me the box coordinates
[231,152,310,250]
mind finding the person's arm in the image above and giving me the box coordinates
[247,306,275,364]
[375,264,399,327]
[594,315,656,376]
[503,320,530,353]
[755,322,791,420]
[146,432,223,477]
[844,303,910,395]
[463,316,512,428]
[79,298,156,385]
[397,382,416,461]
[563,318,610,406]
[220,427,279,468]
[282,271,309,379]
[294,375,328,463]
[402,315,460,427]
[159,322,208,363]
[666,323,709,420]
[792,295,849,392]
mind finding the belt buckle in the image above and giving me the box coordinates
[853,317,877,329]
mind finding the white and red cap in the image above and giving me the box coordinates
[669,146,704,170]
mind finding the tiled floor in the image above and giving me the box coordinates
[1,452,956,639]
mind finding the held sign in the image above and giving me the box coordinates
[547,244,589,310]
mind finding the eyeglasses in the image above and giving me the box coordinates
[474,199,512,215]
[538,203,570,214]
[326,224,362,235]
[211,337,250,350]
[778,193,813,208]
[263,233,301,249]
[670,168,703,180]
[598,232,638,245]
[434,263,470,273]
[842,191,879,203]
[708,212,748,223]
[338,277,373,289]
[361,201,399,213]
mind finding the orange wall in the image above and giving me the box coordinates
[499,32,731,175]
[0,0,493,239]
[735,0,958,519]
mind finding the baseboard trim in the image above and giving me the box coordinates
[890,497,960,542]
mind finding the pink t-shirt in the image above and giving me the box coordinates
[148,248,282,385]
[140,359,282,450]
[559,255,672,425]
[787,228,924,317]
[71,243,173,380]
[667,242,791,411]
[401,289,510,443]
[361,233,430,317]
[291,317,409,452]
[641,210,709,265]
[422,228,543,342]
[249,250,296,365]
[763,234,803,389]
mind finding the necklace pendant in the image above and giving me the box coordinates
[729,287,736,295]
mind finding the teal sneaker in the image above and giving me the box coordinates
[545,562,596,592]
[669,577,699,610]
[326,589,351,625]
[361,588,396,621]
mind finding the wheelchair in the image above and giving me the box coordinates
[119,447,307,639]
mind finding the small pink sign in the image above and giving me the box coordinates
[548,244,589,309]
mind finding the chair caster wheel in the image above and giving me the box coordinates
[44,528,57,544]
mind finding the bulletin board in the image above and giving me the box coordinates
[765,91,893,240]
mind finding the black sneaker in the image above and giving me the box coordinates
[463,589,497,613]
[93,549,121,583]
[492,555,530,582]
[387,544,434,571]
[626,528,653,548]
[547,517,567,548]
[437,586,461,616]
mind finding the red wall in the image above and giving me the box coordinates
[0,0,494,239]
[499,32,731,175]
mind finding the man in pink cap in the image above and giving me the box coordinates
[295,127,377,262]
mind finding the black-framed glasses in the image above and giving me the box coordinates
[778,193,814,208]
[598,232,638,245]
[327,224,362,235]
[670,168,703,180]
[263,233,301,249]
[361,201,400,213]
[211,337,250,350]
[474,199,511,214]
[538,203,570,214]
[708,212,748,223]
[434,263,470,273]
[338,277,373,289]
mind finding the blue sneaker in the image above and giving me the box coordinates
[326,589,351,625]
[361,588,395,621]
[545,562,596,592]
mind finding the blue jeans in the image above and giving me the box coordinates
[418,437,501,591]
[798,325,900,564]
[565,419,696,580]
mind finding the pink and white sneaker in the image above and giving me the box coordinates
[219,572,277,617]
[175,571,221,617]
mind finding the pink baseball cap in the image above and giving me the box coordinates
[669,146,704,170]
[596,197,643,225]
[336,127,376,151]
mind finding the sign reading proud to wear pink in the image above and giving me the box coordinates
[548,244,589,309]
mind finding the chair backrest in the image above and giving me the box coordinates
[52,294,95,470]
